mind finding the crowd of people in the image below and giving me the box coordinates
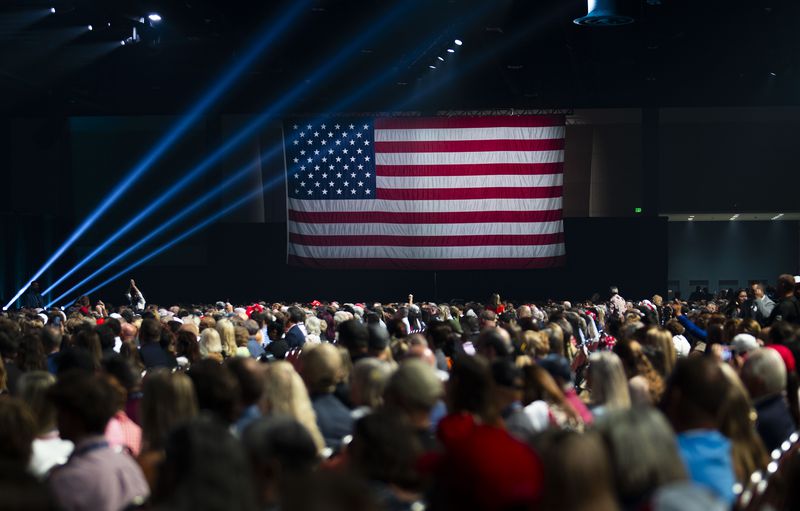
[1,275,800,511]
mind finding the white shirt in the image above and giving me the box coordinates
[29,432,73,479]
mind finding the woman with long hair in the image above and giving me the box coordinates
[614,338,665,406]
[520,362,582,431]
[215,318,237,359]
[259,361,326,454]
[586,351,631,416]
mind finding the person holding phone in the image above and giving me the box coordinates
[125,279,146,312]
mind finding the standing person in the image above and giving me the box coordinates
[750,283,776,325]
[767,274,800,325]
[21,281,45,309]
[125,279,146,312]
[609,286,627,320]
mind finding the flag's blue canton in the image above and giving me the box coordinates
[286,120,376,200]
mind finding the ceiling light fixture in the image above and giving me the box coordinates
[437,56,444,61]
[454,39,463,46]
[148,13,162,22]
[50,7,56,13]
[771,213,784,220]
[447,48,455,53]
[730,214,740,221]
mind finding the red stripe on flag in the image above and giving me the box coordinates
[374,116,565,129]
[288,209,563,224]
[374,139,564,153]
[375,163,563,177]
[376,186,562,201]
[287,254,567,270]
[289,232,564,247]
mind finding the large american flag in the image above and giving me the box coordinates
[283,115,565,270]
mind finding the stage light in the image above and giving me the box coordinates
[769,72,777,77]
[7,0,314,310]
[447,48,455,53]
[437,56,444,61]
[43,0,420,301]
[87,25,93,31]
[429,65,436,69]
[50,7,56,13]
[454,39,463,45]
[148,14,162,22]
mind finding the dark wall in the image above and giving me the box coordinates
[81,217,668,306]
[667,220,800,297]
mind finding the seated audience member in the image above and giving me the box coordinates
[242,416,320,511]
[300,343,353,450]
[349,358,391,420]
[614,338,665,406]
[188,360,240,425]
[349,410,425,511]
[243,319,265,359]
[717,363,769,483]
[538,353,594,425]
[384,359,444,450]
[226,357,265,434]
[284,306,307,349]
[139,318,177,370]
[259,361,326,454]
[337,319,370,363]
[0,397,37,468]
[305,315,323,344]
[17,371,73,478]
[534,430,619,511]
[586,351,631,416]
[661,356,736,505]
[138,369,198,489]
[520,362,583,431]
[741,347,797,451]
[490,358,537,442]
[199,328,224,362]
[150,416,257,511]
[46,370,149,511]
[475,327,513,361]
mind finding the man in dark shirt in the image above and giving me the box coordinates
[768,274,800,325]
[137,318,176,370]
[742,348,797,451]
[21,281,45,309]
[284,306,306,349]
[300,343,353,451]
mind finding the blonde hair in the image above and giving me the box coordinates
[215,318,237,357]
[199,328,222,357]
[260,362,325,453]
[588,352,631,412]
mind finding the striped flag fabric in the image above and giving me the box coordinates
[283,115,565,270]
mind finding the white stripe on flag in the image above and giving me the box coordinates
[375,150,564,166]
[289,221,564,237]
[288,243,567,260]
[374,126,565,142]
[287,197,563,212]
[376,174,562,189]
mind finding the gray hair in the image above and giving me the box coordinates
[743,348,787,395]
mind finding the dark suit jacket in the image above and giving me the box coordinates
[311,393,353,450]
[139,343,177,370]
[755,394,797,451]
[284,325,306,349]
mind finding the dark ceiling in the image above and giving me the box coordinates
[0,0,798,116]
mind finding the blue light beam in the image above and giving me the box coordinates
[42,0,419,299]
[5,0,312,310]
[70,173,286,304]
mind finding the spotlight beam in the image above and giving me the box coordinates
[5,0,312,310]
[67,173,286,305]
[55,6,495,303]
[43,0,420,299]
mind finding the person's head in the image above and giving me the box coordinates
[384,358,442,424]
[141,369,198,451]
[188,360,240,425]
[735,288,749,304]
[139,318,162,344]
[215,318,237,357]
[299,343,342,396]
[534,430,619,511]
[120,322,137,342]
[587,351,631,412]
[259,362,325,454]
[0,398,36,466]
[286,306,305,327]
[152,416,256,510]
[30,281,40,292]
[446,355,496,423]
[40,326,62,355]
[242,415,320,510]
[350,358,391,410]
[337,320,369,358]
[751,282,766,299]
[226,357,265,408]
[643,326,677,376]
[349,410,423,492]
[475,327,513,361]
[777,274,796,297]
[175,330,201,365]
[47,370,120,442]
[596,408,686,507]
[479,309,497,330]
[661,356,729,432]
[17,371,57,436]
[199,328,223,359]
[741,348,787,400]
[234,326,249,349]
